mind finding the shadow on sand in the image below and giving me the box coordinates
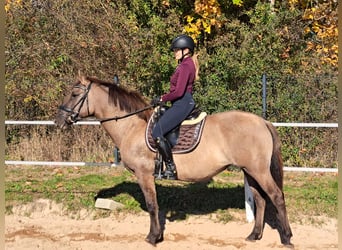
[95,180,280,235]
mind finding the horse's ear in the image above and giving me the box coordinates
[77,70,85,79]
[77,70,88,83]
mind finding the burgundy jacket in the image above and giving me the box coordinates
[161,57,195,102]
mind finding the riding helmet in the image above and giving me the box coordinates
[170,34,195,53]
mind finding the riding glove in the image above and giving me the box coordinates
[150,96,163,107]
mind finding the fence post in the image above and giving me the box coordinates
[262,73,267,119]
[244,175,255,222]
[243,73,267,223]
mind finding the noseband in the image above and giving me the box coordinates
[58,82,93,124]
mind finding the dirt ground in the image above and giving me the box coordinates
[5,199,337,250]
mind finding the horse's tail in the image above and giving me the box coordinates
[265,121,284,190]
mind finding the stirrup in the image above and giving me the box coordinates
[154,153,163,179]
[163,169,177,180]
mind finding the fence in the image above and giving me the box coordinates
[5,120,338,222]
[5,120,338,171]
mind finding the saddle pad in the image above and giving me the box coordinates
[145,116,206,154]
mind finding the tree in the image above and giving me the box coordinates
[302,1,338,67]
[184,0,222,41]
[287,0,337,68]
[5,0,22,12]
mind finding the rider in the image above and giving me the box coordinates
[151,34,199,180]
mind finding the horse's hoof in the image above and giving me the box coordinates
[245,237,256,242]
[246,232,262,242]
[145,233,163,246]
[281,234,293,248]
[282,242,294,248]
[145,237,156,246]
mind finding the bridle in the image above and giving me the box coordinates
[58,81,154,125]
[58,82,93,124]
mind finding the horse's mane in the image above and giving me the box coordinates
[86,76,152,122]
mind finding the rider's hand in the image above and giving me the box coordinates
[150,96,162,107]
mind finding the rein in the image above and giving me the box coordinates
[99,104,154,124]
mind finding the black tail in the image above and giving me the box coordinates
[265,121,284,190]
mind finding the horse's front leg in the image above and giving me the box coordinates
[137,173,162,245]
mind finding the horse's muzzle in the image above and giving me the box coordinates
[55,111,73,129]
[55,105,80,128]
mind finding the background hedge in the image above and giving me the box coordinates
[5,0,337,167]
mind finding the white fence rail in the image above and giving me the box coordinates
[4,160,338,173]
[5,120,338,171]
[5,120,339,127]
[5,120,338,222]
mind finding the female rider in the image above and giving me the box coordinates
[151,34,199,180]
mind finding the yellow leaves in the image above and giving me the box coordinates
[287,0,309,9]
[195,0,222,17]
[311,22,320,33]
[303,14,314,20]
[162,0,170,8]
[305,41,314,51]
[304,27,311,34]
[186,16,194,23]
[184,0,222,41]
[331,44,338,54]
[302,1,338,68]
[5,0,22,13]
[287,0,298,10]
[203,21,211,34]
[290,0,337,67]
[232,0,243,6]
[24,95,33,103]
[184,22,201,41]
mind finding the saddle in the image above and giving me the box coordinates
[145,106,207,154]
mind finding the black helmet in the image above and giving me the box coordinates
[170,34,195,53]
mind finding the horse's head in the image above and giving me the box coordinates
[55,73,94,128]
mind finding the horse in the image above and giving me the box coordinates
[55,73,293,247]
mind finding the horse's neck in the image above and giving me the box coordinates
[91,86,147,147]
[100,115,145,147]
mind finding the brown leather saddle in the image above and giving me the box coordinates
[145,106,207,154]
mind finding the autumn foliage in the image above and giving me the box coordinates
[302,1,338,67]
[184,0,222,40]
[5,0,337,167]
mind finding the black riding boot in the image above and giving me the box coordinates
[155,137,177,180]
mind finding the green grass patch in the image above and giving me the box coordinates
[5,166,338,224]
[283,172,337,220]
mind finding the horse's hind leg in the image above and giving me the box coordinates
[136,174,162,245]
[244,173,266,241]
[251,172,293,247]
[268,186,293,246]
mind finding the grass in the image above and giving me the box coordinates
[283,172,338,220]
[5,165,338,225]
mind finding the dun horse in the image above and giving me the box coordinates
[55,73,293,247]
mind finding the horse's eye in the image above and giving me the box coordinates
[71,90,80,97]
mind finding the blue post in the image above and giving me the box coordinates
[113,146,121,165]
[113,74,119,85]
[262,74,267,119]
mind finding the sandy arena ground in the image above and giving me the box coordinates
[5,199,337,250]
